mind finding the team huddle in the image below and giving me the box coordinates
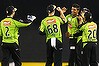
[0,3,98,66]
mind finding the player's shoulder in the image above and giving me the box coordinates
[43,16,60,20]
[47,15,60,19]
[91,21,97,26]
[1,17,12,22]
[42,17,48,22]
[91,21,96,24]
[53,15,60,18]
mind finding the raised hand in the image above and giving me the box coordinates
[61,7,67,13]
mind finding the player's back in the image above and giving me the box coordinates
[81,21,97,42]
[42,16,63,42]
[1,17,19,44]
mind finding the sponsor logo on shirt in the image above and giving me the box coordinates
[88,24,96,29]
[68,18,71,22]
[3,21,11,26]
[47,19,56,24]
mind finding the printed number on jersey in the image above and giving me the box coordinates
[5,27,10,37]
[47,24,58,34]
[88,29,96,40]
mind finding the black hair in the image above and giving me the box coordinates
[84,12,93,22]
[46,4,55,13]
[6,6,15,16]
[72,3,80,10]
[81,8,90,13]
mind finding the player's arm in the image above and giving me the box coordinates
[14,15,36,27]
[39,20,46,35]
[39,26,46,35]
[13,19,32,28]
[56,7,66,23]
[73,30,82,37]
[73,24,85,37]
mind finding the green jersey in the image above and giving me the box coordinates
[0,22,2,36]
[0,17,31,44]
[80,22,97,42]
[39,16,64,43]
[66,14,79,37]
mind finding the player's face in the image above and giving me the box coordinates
[71,7,79,16]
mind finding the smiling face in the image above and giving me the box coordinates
[71,7,79,16]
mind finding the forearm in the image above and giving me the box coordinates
[57,7,66,23]
[60,12,66,23]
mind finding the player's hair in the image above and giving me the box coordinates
[46,4,56,13]
[81,8,90,13]
[6,6,15,16]
[84,12,93,22]
[72,3,80,10]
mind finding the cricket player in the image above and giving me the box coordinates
[0,6,36,66]
[39,4,66,66]
[64,4,81,66]
[74,11,98,66]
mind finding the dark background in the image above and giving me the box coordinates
[0,0,99,62]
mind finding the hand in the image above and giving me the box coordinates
[56,7,64,15]
[65,32,70,38]
[62,7,67,13]
[27,15,36,22]
[56,7,62,12]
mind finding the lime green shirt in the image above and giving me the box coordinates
[40,16,64,43]
[0,17,32,44]
[0,22,2,36]
[80,22,97,42]
[66,14,79,37]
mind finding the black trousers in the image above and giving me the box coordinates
[45,39,63,66]
[1,42,21,66]
[76,39,83,66]
[69,38,81,66]
[81,43,98,66]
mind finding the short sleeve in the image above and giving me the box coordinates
[39,20,45,32]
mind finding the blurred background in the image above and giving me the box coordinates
[0,0,99,62]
